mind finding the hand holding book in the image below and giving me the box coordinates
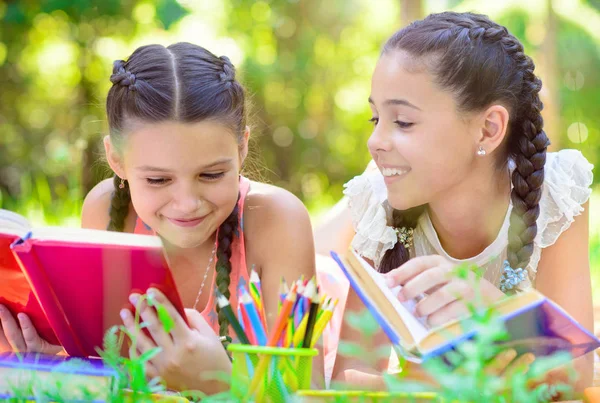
[332,249,600,363]
[382,254,505,327]
[0,305,62,355]
[119,288,231,394]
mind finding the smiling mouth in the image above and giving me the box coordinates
[167,216,206,227]
[380,167,411,177]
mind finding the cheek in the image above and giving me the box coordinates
[127,183,167,216]
[204,177,241,214]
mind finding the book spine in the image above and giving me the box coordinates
[11,236,87,357]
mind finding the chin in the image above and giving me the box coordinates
[161,234,204,250]
[386,192,425,212]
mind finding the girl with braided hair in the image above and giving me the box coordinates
[329,11,594,394]
[0,42,320,393]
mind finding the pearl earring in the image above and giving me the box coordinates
[477,146,486,156]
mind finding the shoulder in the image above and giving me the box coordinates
[544,149,593,189]
[81,178,115,230]
[536,149,594,248]
[243,181,312,232]
[243,181,314,262]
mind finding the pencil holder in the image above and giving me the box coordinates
[294,390,438,403]
[228,344,318,402]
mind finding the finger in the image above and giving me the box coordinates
[400,265,451,301]
[427,300,469,327]
[0,305,26,351]
[147,288,188,340]
[137,296,174,350]
[484,349,518,376]
[414,280,472,317]
[0,305,12,351]
[120,308,158,356]
[18,313,44,352]
[185,308,217,338]
[502,352,535,379]
[384,255,446,287]
[145,361,160,380]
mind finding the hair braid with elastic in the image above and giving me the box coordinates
[461,15,551,274]
[504,50,549,274]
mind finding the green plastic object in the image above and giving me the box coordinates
[227,344,318,402]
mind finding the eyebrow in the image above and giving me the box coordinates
[368,97,422,111]
[135,157,234,172]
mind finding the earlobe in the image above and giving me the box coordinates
[477,105,510,155]
[103,136,126,179]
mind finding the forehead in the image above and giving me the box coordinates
[122,120,239,166]
[370,50,457,112]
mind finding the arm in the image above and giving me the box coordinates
[312,196,355,256]
[534,200,593,397]
[81,178,117,230]
[243,184,325,387]
[330,285,391,389]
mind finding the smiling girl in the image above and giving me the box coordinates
[0,42,322,393]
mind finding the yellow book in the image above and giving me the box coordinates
[331,249,600,363]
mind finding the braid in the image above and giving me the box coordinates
[461,20,550,273]
[214,193,241,337]
[458,23,550,275]
[378,205,426,273]
[506,59,549,273]
[107,175,131,232]
[381,12,551,282]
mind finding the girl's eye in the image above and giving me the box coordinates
[395,120,414,129]
[146,178,170,185]
[201,172,225,181]
[369,117,379,126]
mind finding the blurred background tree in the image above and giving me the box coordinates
[0,0,598,225]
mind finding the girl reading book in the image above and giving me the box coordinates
[0,42,322,393]
[327,11,594,395]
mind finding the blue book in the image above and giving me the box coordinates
[0,353,116,401]
[331,249,600,363]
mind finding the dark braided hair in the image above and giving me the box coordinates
[378,12,549,282]
[107,175,131,232]
[215,194,240,337]
[105,43,248,331]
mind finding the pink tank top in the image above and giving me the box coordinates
[133,176,251,337]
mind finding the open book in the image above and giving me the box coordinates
[0,209,186,357]
[331,249,600,363]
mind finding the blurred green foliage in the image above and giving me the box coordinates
[0,0,598,284]
[0,0,598,217]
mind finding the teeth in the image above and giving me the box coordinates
[381,167,409,177]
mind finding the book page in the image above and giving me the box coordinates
[0,209,30,235]
[27,227,163,248]
[350,250,429,343]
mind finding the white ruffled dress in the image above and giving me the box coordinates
[343,149,594,291]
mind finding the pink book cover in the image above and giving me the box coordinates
[9,227,186,358]
[0,232,59,346]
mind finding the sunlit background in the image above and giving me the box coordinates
[1,0,599,318]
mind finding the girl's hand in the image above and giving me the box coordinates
[120,289,231,394]
[0,304,63,355]
[383,255,505,327]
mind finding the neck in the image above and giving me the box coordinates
[427,161,511,260]
[162,232,218,270]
